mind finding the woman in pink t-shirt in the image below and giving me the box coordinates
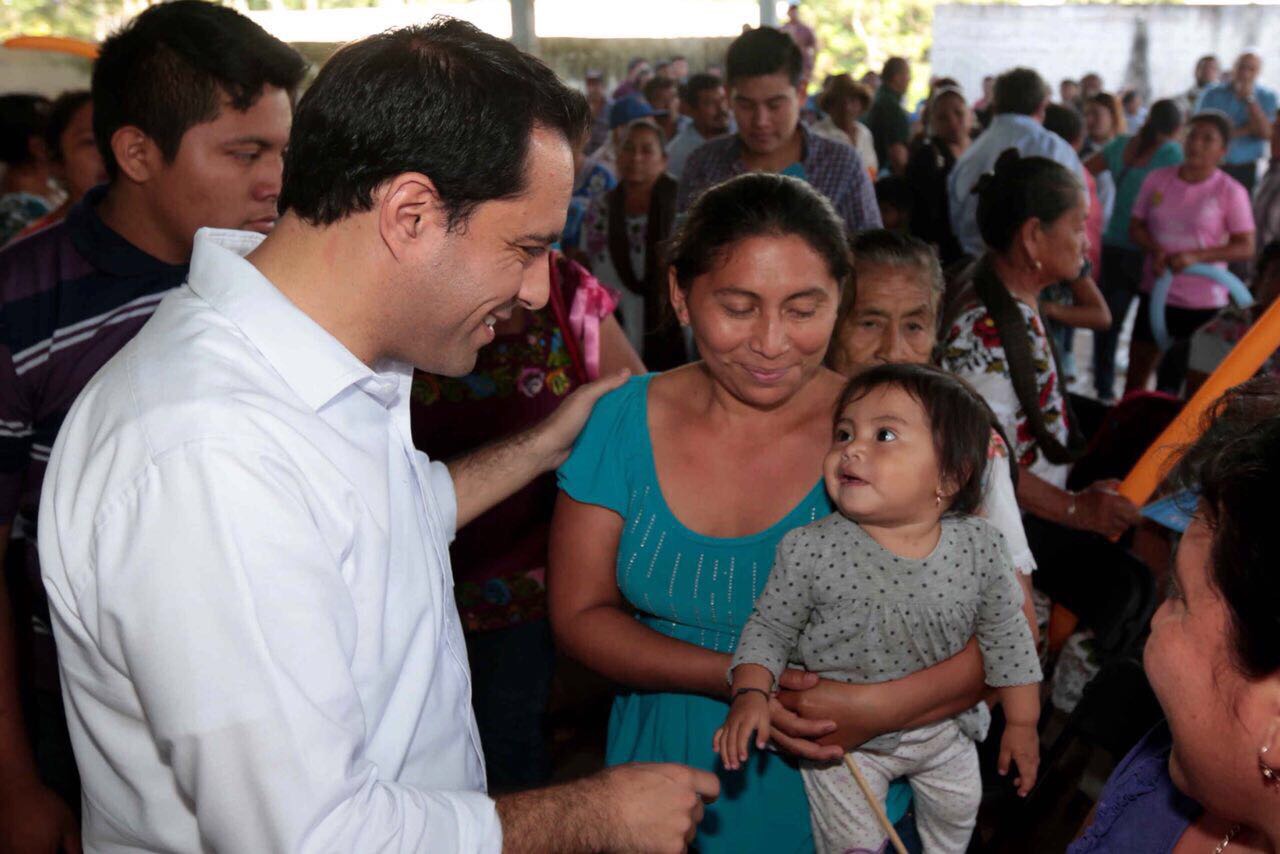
[1126,111,1256,394]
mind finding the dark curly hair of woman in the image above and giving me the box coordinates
[1171,376,1280,678]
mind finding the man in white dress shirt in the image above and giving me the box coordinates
[947,67,1086,257]
[39,19,717,853]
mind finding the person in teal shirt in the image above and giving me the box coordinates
[550,173,987,853]
[1085,99,1185,401]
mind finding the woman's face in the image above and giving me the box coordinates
[830,264,937,376]
[56,101,107,202]
[671,233,840,410]
[844,96,866,123]
[1144,514,1276,821]
[929,94,969,144]
[1030,192,1088,284]
[1184,121,1228,171]
[617,126,667,186]
[1084,102,1113,141]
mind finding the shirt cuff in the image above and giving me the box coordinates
[449,790,503,854]
[424,457,458,543]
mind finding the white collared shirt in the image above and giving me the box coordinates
[39,228,501,852]
[947,113,1087,257]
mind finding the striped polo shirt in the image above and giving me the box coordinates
[0,185,187,686]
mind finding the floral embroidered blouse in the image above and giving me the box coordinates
[410,284,589,632]
[941,301,1071,489]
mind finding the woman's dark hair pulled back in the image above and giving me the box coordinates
[1170,377,1280,679]
[1134,98,1184,158]
[975,149,1082,253]
[668,172,852,293]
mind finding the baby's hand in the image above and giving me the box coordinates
[998,722,1040,797]
[713,689,772,771]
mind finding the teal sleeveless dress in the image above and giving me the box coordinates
[557,375,909,853]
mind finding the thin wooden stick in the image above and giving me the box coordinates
[842,754,909,854]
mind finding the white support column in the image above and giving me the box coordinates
[759,0,777,28]
[511,0,538,55]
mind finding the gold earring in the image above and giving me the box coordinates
[1261,745,1278,785]
[935,489,943,507]
[1260,722,1280,786]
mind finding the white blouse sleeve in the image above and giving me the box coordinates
[979,446,1037,575]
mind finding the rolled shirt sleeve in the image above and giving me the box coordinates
[64,440,500,853]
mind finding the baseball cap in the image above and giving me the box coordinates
[609,96,666,129]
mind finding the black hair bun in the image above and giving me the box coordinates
[993,147,1023,174]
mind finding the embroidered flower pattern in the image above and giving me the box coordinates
[942,303,1068,478]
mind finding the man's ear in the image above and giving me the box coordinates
[377,172,447,262]
[110,126,162,184]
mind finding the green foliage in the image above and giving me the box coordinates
[0,0,121,40]
[806,0,935,101]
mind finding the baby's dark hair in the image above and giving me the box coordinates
[834,363,1000,515]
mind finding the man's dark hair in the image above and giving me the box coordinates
[44,90,93,164]
[725,27,803,88]
[684,73,724,110]
[278,19,589,229]
[1170,377,1280,679]
[643,76,678,104]
[0,94,52,167]
[1044,103,1084,146]
[834,363,1000,516]
[882,57,909,82]
[92,0,306,180]
[874,175,915,216]
[993,67,1049,116]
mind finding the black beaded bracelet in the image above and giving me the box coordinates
[732,687,770,703]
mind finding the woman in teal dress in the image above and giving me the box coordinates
[550,174,988,853]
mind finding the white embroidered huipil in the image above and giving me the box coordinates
[39,228,501,852]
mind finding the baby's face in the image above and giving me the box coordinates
[823,385,945,526]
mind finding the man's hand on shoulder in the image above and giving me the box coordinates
[529,370,631,471]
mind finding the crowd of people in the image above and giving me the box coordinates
[0,1,1278,853]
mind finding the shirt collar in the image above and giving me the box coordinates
[66,185,190,280]
[186,227,409,412]
[991,113,1044,133]
[731,122,813,173]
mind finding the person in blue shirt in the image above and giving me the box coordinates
[947,67,1085,258]
[1196,51,1277,192]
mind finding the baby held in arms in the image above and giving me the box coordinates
[715,364,1042,854]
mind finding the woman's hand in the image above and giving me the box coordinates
[1167,251,1197,273]
[775,678,880,754]
[1152,248,1169,276]
[1072,480,1141,539]
[713,691,772,771]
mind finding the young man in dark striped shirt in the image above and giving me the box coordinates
[0,3,305,845]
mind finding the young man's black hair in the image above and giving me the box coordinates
[92,0,308,179]
[277,18,589,230]
[724,26,803,88]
